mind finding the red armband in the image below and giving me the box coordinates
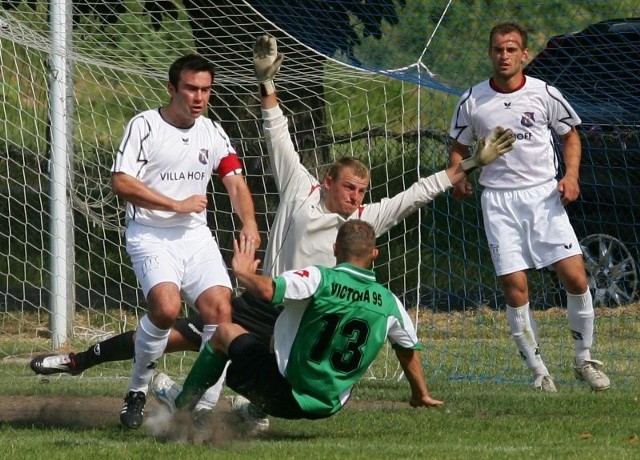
[217,154,243,178]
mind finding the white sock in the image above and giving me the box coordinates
[200,324,218,351]
[506,303,549,377]
[127,314,170,393]
[567,289,594,365]
[194,362,229,411]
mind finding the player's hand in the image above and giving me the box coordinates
[409,395,445,408]
[452,178,473,200]
[558,174,580,205]
[175,194,208,213]
[239,220,261,249]
[461,126,516,172]
[232,234,261,276]
[253,35,284,96]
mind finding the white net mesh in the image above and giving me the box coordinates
[1,1,639,386]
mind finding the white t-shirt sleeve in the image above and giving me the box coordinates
[386,296,421,349]
[273,265,322,302]
[546,85,581,135]
[359,170,452,236]
[112,115,151,176]
[449,88,476,146]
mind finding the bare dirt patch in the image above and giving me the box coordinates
[0,394,402,445]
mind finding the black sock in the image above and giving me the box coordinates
[74,330,135,371]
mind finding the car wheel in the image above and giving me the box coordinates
[580,233,638,307]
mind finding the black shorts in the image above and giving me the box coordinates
[172,291,282,348]
[226,333,327,420]
[231,291,282,344]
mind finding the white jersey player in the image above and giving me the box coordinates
[448,22,610,393]
[111,53,260,429]
[451,76,580,190]
[262,102,455,277]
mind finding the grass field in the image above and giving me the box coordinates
[0,375,638,460]
[1,321,639,460]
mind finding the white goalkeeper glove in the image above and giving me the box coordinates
[461,126,516,173]
[253,35,284,96]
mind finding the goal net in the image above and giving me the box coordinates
[1,1,639,386]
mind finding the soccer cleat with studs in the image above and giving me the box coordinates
[533,374,557,393]
[230,395,270,434]
[150,372,181,414]
[574,359,611,391]
[120,390,146,429]
[30,353,81,376]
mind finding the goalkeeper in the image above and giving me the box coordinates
[31,34,514,426]
[226,34,514,348]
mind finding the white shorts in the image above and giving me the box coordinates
[125,221,232,304]
[481,180,582,276]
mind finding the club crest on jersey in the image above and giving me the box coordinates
[198,149,209,165]
[521,112,535,127]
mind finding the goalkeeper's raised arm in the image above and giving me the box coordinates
[253,35,515,239]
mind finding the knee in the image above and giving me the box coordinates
[148,308,179,330]
[197,289,233,322]
[211,323,246,354]
[560,271,588,294]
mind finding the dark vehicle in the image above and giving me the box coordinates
[525,18,640,306]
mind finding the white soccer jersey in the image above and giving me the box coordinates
[449,76,581,189]
[111,109,239,228]
[261,105,453,276]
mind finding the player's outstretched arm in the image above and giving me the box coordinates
[232,234,274,302]
[360,126,515,230]
[394,347,444,408]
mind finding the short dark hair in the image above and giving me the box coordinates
[489,22,528,49]
[336,219,376,259]
[327,157,370,182]
[168,54,216,88]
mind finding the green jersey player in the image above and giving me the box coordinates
[163,220,444,419]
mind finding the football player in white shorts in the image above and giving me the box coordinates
[111,53,260,429]
[449,22,610,392]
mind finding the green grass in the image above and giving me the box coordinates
[0,375,638,460]
[1,310,639,460]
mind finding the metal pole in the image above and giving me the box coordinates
[48,0,70,348]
